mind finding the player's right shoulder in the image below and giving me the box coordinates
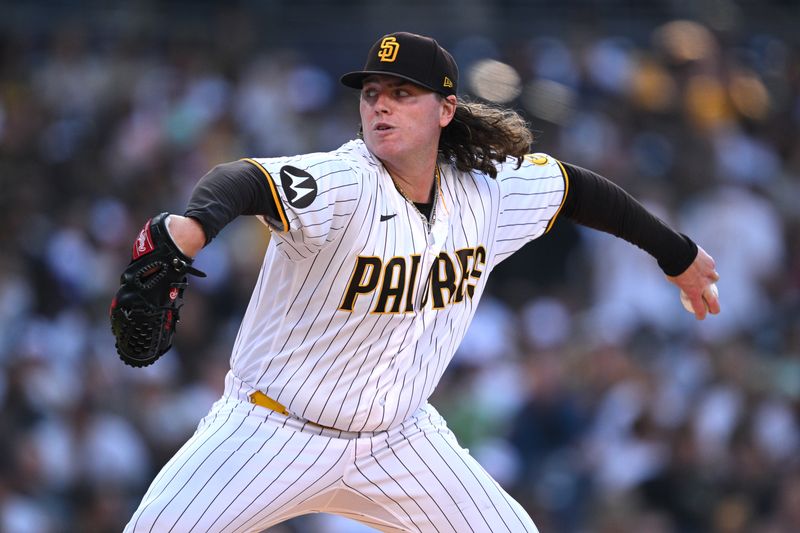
[264,142,378,193]
[242,142,373,236]
[247,143,361,181]
[243,143,367,204]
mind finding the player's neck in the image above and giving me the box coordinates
[381,160,436,203]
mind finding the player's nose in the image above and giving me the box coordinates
[372,92,391,114]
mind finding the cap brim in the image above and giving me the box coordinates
[340,70,439,93]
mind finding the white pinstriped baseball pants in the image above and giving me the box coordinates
[124,395,538,533]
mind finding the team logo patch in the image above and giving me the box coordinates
[279,165,318,208]
[525,154,548,165]
[378,36,399,62]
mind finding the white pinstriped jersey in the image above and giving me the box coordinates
[227,139,567,432]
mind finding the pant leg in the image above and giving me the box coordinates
[341,404,537,533]
[124,397,351,533]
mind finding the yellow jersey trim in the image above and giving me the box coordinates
[546,159,570,233]
[241,158,289,232]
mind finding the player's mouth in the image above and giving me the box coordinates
[373,122,394,133]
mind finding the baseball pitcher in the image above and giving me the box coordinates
[112,32,720,532]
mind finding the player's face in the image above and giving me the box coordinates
[359,75,456,166]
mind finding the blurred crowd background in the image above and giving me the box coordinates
[2,0,799,532]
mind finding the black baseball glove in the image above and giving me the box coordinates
[110,213,206,367]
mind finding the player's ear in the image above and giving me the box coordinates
[439,95,457,127]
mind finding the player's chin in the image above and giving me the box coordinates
[364,136,401,160]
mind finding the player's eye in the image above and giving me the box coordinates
[362,88,378,99]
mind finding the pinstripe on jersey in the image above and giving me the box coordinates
[125,394,538,532]
[228,140,566,432]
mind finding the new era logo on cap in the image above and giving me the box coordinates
[340,32,458,97]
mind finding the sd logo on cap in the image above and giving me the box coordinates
[377,36,400,63]
[341,32,459,97]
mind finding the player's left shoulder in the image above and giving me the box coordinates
[522,153,554,167]
[494,152,564,182]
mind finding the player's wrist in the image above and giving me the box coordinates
[166,214,206,258]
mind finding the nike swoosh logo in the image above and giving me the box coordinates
[380,214,396,222]
[284,167,314,202]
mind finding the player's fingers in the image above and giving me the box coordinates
[692,284,720,319]
[705,286,721,315]
[691,295,708,320]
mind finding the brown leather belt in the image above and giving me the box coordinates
[248,391,335,431]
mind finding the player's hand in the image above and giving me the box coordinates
[666,245,720,320]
